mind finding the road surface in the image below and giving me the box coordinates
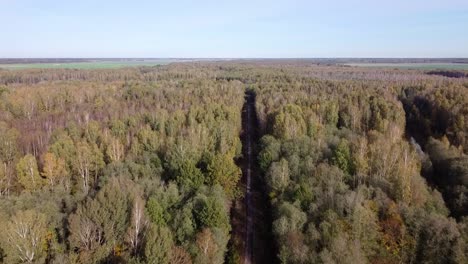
[232,90,277,264]
[244,90,254,264]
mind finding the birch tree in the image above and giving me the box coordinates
[3,210,48,263]
[73,141,104,194]
[126,195,147,255]
[16,154,42,191]
[41,152,69,190]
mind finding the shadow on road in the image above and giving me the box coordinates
[229,89,277,264]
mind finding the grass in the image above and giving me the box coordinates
[345,63,468,70]
[0,60,176,70]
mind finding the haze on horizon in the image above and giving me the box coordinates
[1,0,468,58]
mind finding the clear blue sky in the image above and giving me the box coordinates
[1,0,467,58]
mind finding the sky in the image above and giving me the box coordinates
[1,0,468,58]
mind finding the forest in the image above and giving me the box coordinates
[0,62,467,264]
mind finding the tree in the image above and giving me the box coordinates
[171,246,192,264]
[258,135,281,172]
[69,178,131,262]
[0,125,18,164]
[16,154,43,191]
[144,224,173,264]
[266,158,290,194]
[146,196,168,226]
[3,210,48,263]
[417,214,465,264]
[49,133,75,172]
[195,228,218,264]
[106,136,125,162]
[68,206,104,258]
[175,160,204,190]
[126,195,147,255]
[146,182,181,227]
[324,102,340,127]
[273,202,307,236]
[194,196,229,230]
[206,153,241,198]
[272,104,307,140]
[332,139,355,176]
[171,204,196,244]
[41,152,69,189]
[324,234,366,264]
[0,125,18,196]
[0,162,11,196]
[73,141,104,194]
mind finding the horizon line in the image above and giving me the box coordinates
[1,57,468,59]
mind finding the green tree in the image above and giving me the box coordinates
[272,104,307,140]
[146,197,168,226]
[166,145,204,189]
[16,154,43,191]
[258,135,281,172]
[266,158,290,194]
[172,206,196,244]
[194,195,229,230]
[206,153,241,198]
[69,177,131,263]
[332,139,355,176]
[146,182,180,226]
[273,202,307,236]
[175,160,204,190]
[49,132,76,172]
[2,210,48,263]
[144,224,173,264]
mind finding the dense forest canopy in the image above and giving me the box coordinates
[0,62,467,264]
[250,63,468,263]
[0,65,244,263]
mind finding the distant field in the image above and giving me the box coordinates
[345,63,468,70]
[3,60,468,71]
[0,59,178,70]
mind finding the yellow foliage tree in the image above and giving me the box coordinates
[42,152,69,189]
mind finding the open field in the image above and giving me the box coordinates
[344,62,468,70]
[2,58,468,71]
[0,59,180,70]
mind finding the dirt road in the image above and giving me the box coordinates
[230,90,277,264]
